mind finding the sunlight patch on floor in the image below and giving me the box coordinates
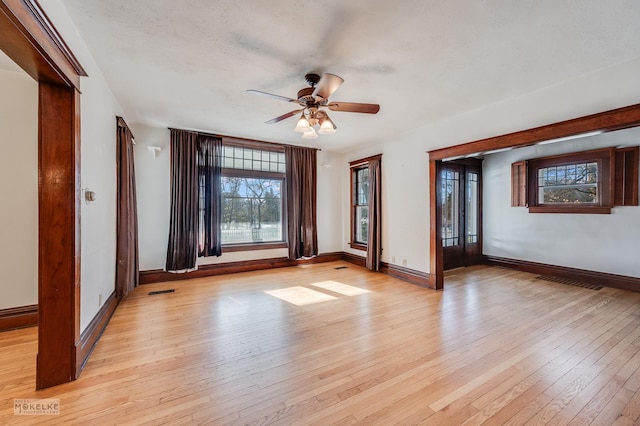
[310,280,370,296]
[265,286,338,306]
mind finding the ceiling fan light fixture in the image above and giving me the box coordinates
[301,128,318,139]
[318,115,336,135]
[294,114,311,133]
[247,71,379,137]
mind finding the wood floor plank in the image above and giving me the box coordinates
[1,262,640,425]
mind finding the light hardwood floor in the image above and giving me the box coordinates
[2,261,640,425]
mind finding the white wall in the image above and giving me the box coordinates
[0,68,38,310]
[483,127,640,278]
[131,125,170,270]
[40,0,124,331]
[133,123,344,270]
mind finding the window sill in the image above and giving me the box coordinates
[222,242,287,253]
[349,242,367,251]
[528,206,611,214]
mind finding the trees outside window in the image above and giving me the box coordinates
[221,177,283,244]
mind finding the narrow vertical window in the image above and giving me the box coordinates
[441,170,460,247]
[466,171,479,244]
[354,167,369,244]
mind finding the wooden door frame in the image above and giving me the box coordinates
[1,0,87,389]
[428,102,640,290]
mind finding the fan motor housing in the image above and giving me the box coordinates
[297,87,315,104]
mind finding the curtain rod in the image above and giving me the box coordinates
[167,127,321,151]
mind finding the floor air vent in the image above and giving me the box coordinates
[148,289,175,295]
[334,266,348,270]
[535,275,602,290]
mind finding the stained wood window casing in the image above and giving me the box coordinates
[511,161,527,207]
[350,164,369,251]
[614,147,639,206]
[349,154,382,251]
[218,141,287,252]
[511,146,639,214]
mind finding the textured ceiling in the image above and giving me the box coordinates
[58,0,640,151]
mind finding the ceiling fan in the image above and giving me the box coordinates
[247,72,380,139]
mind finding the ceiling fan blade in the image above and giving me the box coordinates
[265,109,303,124]
[247,90,298,103]
[327,102,380,114]
[312,73,344,100]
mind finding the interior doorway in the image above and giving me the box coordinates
[439,160,482,270]
[1,1,86,389]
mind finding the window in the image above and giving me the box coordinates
[353,166,369,247]
[511,146,639,213]
[466,171,479,244]
[222,145,286,173]
[349,155,380,250]
[221,144,285,248]
[441,169,460,247]
[221,176,283,244]
[198,140,287,251]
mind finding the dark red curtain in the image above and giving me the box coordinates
[115,117,139,297]
[366,157,382,271]
[166,129,199,271]
[197,135,222,257]
[285,146,318,260]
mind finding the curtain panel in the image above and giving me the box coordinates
[285,146,318,260]
[166,129,199,271]
[366,157,382,271]
[115,116,139,298]
[197,135,222,257]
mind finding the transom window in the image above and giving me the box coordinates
[222,145,285,173]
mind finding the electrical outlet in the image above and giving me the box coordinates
[98,293,103,307]
[402,259,407,267]
[392,256,396,263]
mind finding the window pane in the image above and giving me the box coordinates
[356,206,368,243]
[538,162,599,204]
[441,170,460,247]
[466,172,478,244]
[356,168,369,205]
[221,177,283,244]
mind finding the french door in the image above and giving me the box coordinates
[439,161,482,270]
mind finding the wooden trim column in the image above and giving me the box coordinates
[428,159,443,290]
[37,82,81,389]
[1,0,87,390]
